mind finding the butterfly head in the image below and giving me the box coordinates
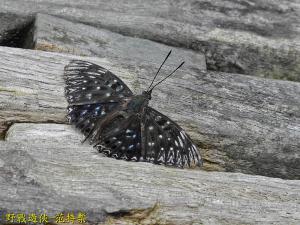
[142,90,152,100]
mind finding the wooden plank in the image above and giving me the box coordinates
[0,0,299,80]
[0,12,33,47]
[0,46,299,179]
[1,123,299,225]
[33,13,207,72]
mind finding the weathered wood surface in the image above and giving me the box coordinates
[0,12,33,47]
[1,0,300,80]
[0,123,299,225]
[33,13,206,72]
[0,46,299,179]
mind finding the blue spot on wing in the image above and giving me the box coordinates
[94,105,102,116]
[67,103,118,138]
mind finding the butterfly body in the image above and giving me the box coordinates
[127,92,151,113]
[64,59,202,168]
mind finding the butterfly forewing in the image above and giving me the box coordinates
[64,60,133,105]
[67,102,119,137]
[142,107,202,168]
[64,60,134,139]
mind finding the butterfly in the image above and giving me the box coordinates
[64,50,202,168]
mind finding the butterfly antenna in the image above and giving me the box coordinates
[150,61,185,91]
[147,50,172,91]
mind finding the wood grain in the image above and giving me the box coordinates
[0,123,299,225]
[0,46,299,179]
[0,0,299,80]
[33,14,207,73]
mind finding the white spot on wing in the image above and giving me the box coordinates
[180,131,186,140]
[178,138,184,147]
[86,93,92,99]
[116,85,123,92]
[175,140,179,146]
[148,142,155,147]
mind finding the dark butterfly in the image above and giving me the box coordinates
[64,50,202,168]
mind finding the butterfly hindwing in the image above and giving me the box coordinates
[95,114,142,161]
[142,107,202,167]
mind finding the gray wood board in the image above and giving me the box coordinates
[33,13,206,73]
[0,46,299,179]
[0,123,300,225]
[0,0,300,80]
[0,12,33,47]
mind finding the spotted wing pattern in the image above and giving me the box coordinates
[64,60,133,138]
[142,107,202,167]
[93,114,142,161]
[65,60,132,105]
[64,60,202,168]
